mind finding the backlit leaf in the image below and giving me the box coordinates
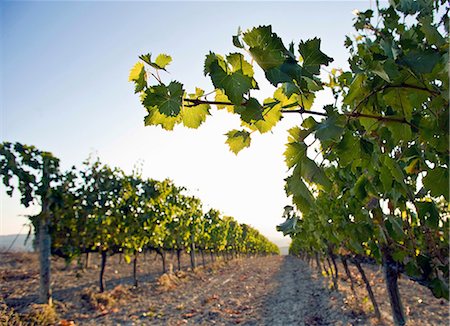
[242,25,287,70]
[155,54,172,69]
[129,62,147,93]
[225,129,251,154]
[204,53,254,105]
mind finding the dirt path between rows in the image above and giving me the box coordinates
[263,256,359,325]
[1,253,448,325]
[77,255,364,325]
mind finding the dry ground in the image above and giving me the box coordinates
[0,252,448,325]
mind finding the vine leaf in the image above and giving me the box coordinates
[298,38,333,76]
[232,27,244,49]
[314,107,346,142]
[204,53,254,105]
[399,49,440,74]
[234,98,263,123]
[285,175,314,213]
[144,107,180,130]
[214,89,234,112]
[129,62,147,93]
[423,167,449,200]
[247,98,282,133]
[225,129,251,154]
[242,25,287,70]
[265,60,303,86]
[182,88,211,129]
[143,81,184,117]
[276,215,299,235]
[416,201,439,228]
[226,53,258,88]
[155,54,172,69]
[139,53,172,71]
[284,142,307,170]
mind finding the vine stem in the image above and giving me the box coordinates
[185,98,414,125]
[281,108,412,125]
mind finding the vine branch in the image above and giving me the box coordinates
[183,81,438,125]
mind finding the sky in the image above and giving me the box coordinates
[0,1,378,246]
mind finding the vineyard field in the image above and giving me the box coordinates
[1,253,448,325]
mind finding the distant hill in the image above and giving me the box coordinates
[279,246,289,256]
[0,234,34,252]
[270,237,291,256]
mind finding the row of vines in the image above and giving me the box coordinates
[128,0,448,325]
[0,142,279,302]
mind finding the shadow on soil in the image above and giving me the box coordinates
[261,255,348,326]
[4,253,193,313]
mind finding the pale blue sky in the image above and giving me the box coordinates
[1,1,376,245]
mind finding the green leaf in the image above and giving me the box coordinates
[265,60,302,86]
[389,0,433,16]
[227,53,258,88]
[386,122,412,143]
[343,74,368,106]
[124,254,131,264]
[242,25,287,70]
[143,81,184,117]
[336,131,360,167]
[301,116,318,130]
[392,249,407,262]
[155,54,172,69]
[349,238,364,254]
[314,106,346,142]
[430,278,449,300]
[284,141,307,170]
[377,225,388,245]
[285,175,314,212]
[234,97,263,123]
[225,129,251,154]
[299,157,331,191]
[399,49,440,74]
[371,59,400,82]
[423,167,449,200]
[380,39,401,60]
[387,215,404,240]
[353,175,368,201]
[380,165,393,192]
[420,16,445,47]
[226,53,254,76]
[204,53,254,105]
[405,261,421,278]
[383,88,414,122]
[282,82,300,97]
[383,156,405,185]
[298,38,333,76]
[416,201,439,228]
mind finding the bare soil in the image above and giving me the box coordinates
[0,252,448,325]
